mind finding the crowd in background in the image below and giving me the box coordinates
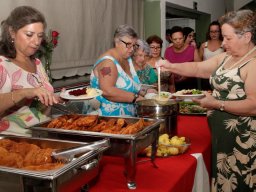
[133,20,224,93]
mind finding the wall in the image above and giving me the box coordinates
[234,0,252,10]
[144,1,161,40]
[163,0,226,21]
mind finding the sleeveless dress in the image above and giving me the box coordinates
[201,42,225,90]
[203,41,224,60]
[0,56,53,136]
[90,56,141,116]
[208,55,256,191]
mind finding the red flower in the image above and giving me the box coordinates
[52,39,58,46]
[52,31,59,37]
[36,29,60,59]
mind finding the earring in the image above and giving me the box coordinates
[11,39,14,43]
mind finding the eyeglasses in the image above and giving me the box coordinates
[150,46,161,50]
[210,30,220,33]
[119,39,139,49]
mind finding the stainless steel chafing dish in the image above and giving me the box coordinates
[29,115,163,189]
[0,134,109,192]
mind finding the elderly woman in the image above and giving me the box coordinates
[133,39,157,85]
[157,10,256,191]
[0,6,59,136]
[90,24,144,116]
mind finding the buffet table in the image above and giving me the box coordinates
[90,115,211,192]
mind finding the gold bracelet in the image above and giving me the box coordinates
[11,91,17,105]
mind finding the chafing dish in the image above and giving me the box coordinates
[29,115,163,189]
[0,134,109,192]
[135,99,179,135]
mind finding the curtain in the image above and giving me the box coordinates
[0,0,144,79]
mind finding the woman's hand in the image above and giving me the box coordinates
[192,91,218,110]
[147,88,157,94]
[22,87,59,106]
[155,59,172,71]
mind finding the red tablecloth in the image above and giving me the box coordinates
[89,115,211,192]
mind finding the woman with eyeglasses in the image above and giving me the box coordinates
[0,6,60,136]
[199,21,224,60]
[183,27,197,48]
[90,24,145,116]
[199,21,225,90]
[133,39,157,85]
[146,35,175,92]
[157,10,256,191]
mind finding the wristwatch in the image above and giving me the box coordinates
[132,93,139,103]
[219,101,225,111]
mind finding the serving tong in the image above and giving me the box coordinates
[52,139,110,163]
[52,101,80,114]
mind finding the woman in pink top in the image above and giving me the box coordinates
[164,26,200,91]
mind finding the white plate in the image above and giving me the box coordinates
[172,93,205,100]
[60,88,102,100]
[144,93,157,99]
[144,92,172,100]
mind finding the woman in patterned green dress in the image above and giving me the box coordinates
[156,10,256,192]
[133,39,158,85]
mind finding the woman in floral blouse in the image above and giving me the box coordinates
[0,6,60,136]
[133,39,157,85]
[157,10,256,192]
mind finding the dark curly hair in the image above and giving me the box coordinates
[0,6,46,58]
[183,27,194,42]
[146,35,163,48]
[206,21,223,41]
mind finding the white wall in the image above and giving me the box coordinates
[234,0,252,10]
[164,0,226,21]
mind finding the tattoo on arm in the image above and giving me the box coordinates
[100,67,111,77]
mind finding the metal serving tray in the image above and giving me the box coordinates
[29,115,163,189]
[0,134,109,192]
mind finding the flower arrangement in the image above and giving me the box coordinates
[36,29,60,81]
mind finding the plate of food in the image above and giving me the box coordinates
[179,101,207,115]
[172,89,205,100]
[60,87,102,100]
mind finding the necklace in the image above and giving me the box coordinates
[223,46,256,70]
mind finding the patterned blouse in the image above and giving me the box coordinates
[0,56,53,136]
[136,64,157,85]
[90,56,141,116]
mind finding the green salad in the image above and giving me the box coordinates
[179,101,207,114]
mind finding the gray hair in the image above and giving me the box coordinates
[136,39,151,56]
[219,9,256,44]
[114,24,138,41]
